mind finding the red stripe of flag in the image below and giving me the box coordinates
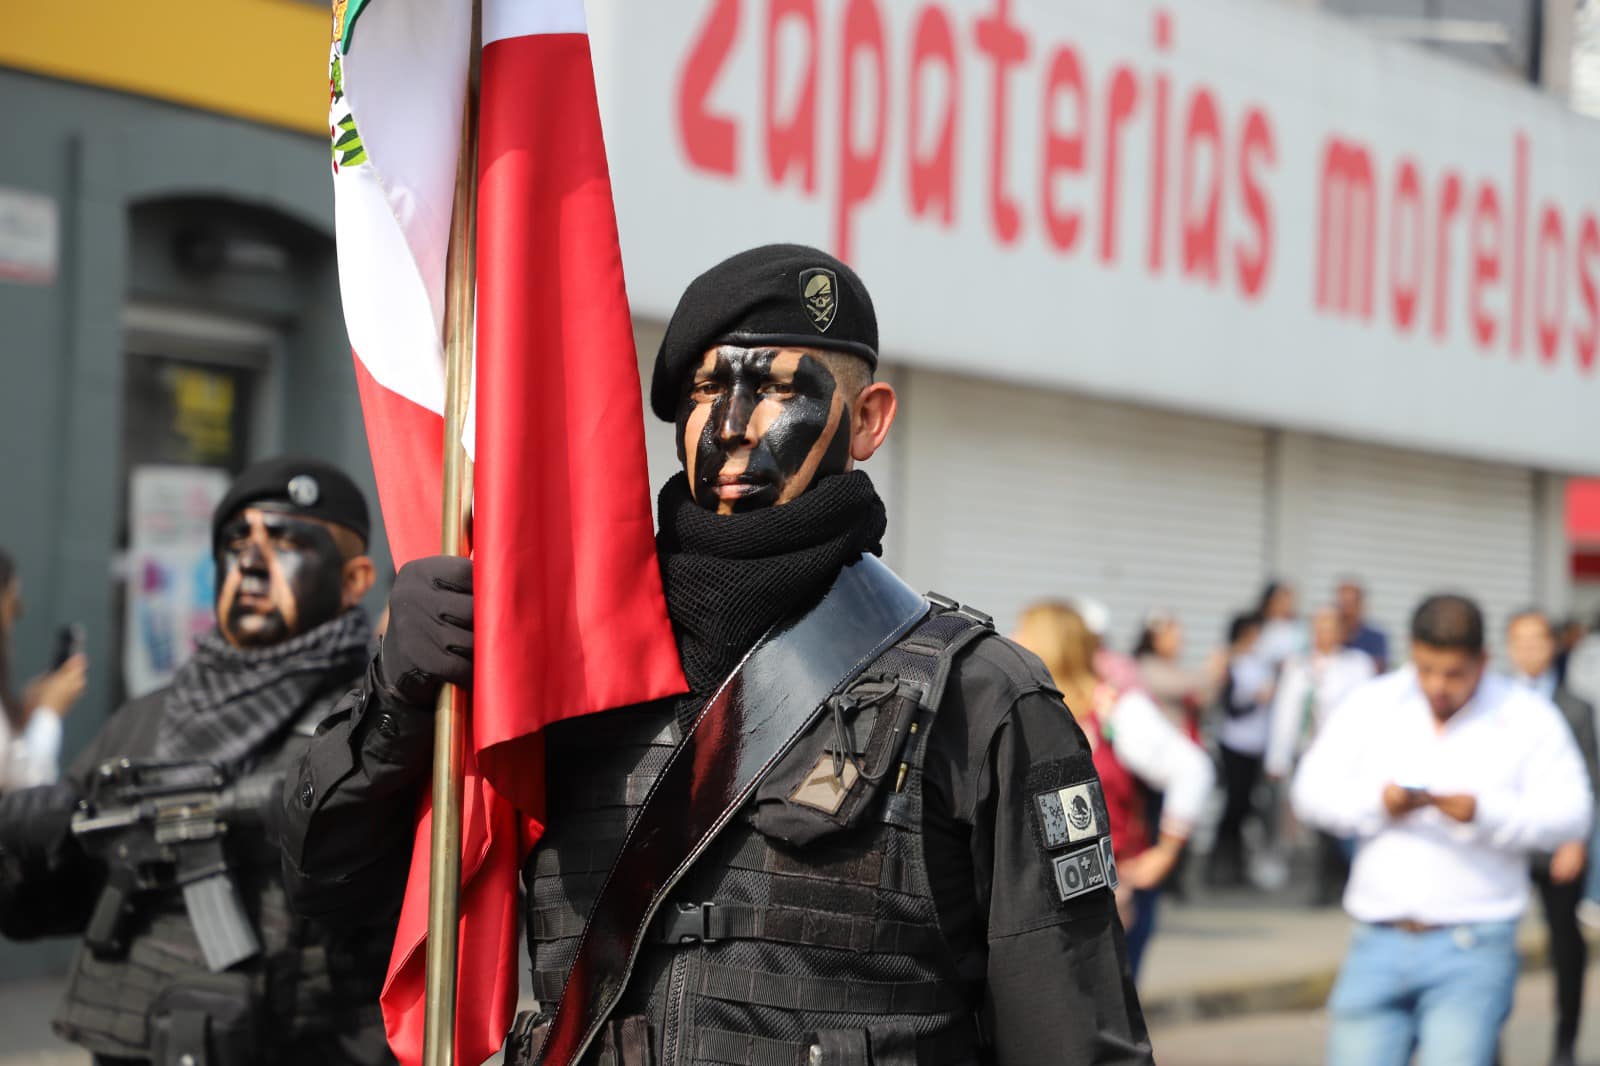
[351,357,444,569]
[377,29,687,1066]
[473,30,683,804]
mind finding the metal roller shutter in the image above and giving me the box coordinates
[1294,438,1537,660]
[895,369,1270,659]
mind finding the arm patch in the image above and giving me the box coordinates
[1053,837,1119,902]
[1025,756,1119,904]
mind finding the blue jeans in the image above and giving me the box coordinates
[1124,888,1160,980]
[1326,920,1519,1066]
[1586,819,1600,905]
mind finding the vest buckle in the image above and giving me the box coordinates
[659,901,719,944]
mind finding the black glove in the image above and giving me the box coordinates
[375,556,474,707]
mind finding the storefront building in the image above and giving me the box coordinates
[0,0,365,978]
[610,0,1599,655]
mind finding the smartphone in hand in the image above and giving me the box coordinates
[52,623,86,669]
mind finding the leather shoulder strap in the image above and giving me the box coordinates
[538,555,928,1066]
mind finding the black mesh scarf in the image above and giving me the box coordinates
[156,609,372,771]
[656,470,888,719]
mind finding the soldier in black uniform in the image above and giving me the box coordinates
[0,457,397,1066]
[281,246,1154,1064]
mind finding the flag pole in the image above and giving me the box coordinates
[424,1,481,1062]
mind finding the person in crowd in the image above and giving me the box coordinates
[1255,579,1305,671]
[1504,608,1598,1066]
[1336,576,1389,673]
[1569,616,1600,929]
[0,458,394,1065]
[1071,595,1142,693]
[1208,611,1274,889]
[1131,608,1223,902]
[1264,605,1375,905]
[1013,601,1213,980]
[1552,616,1587,687]
[1132,608,1224,741]
[1292,594,1591,1066]
[1562,614,1600,708]
[278,245,1153,1065]
[0,548,88,793]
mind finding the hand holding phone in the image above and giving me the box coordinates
[52,623,85,669]
[1383,782,1431,817]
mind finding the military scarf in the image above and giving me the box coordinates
[656,469,888,714]
[156,609,372,770]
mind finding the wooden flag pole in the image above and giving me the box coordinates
[424,3,481,1063]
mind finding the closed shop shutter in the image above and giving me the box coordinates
[895,369,1270,659]
[1295,438,1537,661]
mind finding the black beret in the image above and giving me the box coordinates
[212,456,370,552]
[650,243,878,421]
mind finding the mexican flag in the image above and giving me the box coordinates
[329,0,687,1062]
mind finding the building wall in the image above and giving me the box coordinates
[0,0,330,137]
[0,68,381,981]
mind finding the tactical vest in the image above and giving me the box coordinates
[54,687,395,1065]
[515,599,993,1066]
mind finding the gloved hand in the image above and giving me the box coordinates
[375,556,474,707]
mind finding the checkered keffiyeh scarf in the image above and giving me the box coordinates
[155,609,372,770]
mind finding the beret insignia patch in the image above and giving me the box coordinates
[287,475,321,507]
[799,267,838,333]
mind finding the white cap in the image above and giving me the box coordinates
[1070,596,1112,639]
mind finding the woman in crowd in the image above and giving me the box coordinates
[1255,579,1305,671]
[1014,601,1214,979]
[1132,609,1225,741]
[1264,605,1375,903]
[1208,611,1274,889]
[0,548,87,792]
[1132,609,1226,901]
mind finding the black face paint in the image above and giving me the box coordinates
[675,347,851,513]
[215,509,347,647]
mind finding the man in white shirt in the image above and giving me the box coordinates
[1292,594,1592,1066]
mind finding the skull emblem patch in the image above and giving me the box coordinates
[799,267,838,333]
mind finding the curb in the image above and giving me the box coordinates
[1141,929,1555,1028]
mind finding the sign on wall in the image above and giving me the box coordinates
[123,465,230,698]
[589,0,1600,472]
[0,187,57,284]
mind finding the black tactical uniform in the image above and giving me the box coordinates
[284,589,1150,1064]
[281,245,1153,1064]
[0,459,397,1066]
[0,677,394,1064]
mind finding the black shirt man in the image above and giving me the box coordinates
[0,457,396,1066]
[281,245,1154,1065]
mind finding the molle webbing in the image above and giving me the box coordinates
[694,962,967,1014]
[649,899,946,954]
[692,1022,981,1066]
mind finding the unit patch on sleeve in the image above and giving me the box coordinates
[1034,780,1106,849]
[1052,838,1118,903]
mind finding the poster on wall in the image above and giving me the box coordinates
[123,464,230,698]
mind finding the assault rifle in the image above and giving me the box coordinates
[71,759,281,973]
